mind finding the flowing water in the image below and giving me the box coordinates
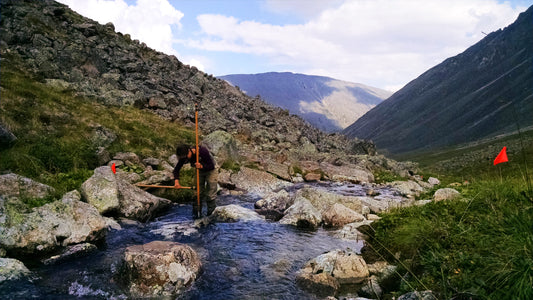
[2,182,403,299]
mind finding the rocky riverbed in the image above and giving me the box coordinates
[0,157,451,299]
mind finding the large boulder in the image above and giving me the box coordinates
[0,190,107,257]
[202,130,240,164]
[322,203,365,228]
[81,166,171,221]
[279,197,322,229]
[230,167,292,197]
[115,177,172,222]
[297,249,369,297]
[120,241,201,298]
[0,173,55,200]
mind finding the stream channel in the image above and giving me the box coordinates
[3,182,403,299]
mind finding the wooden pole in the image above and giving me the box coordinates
[195,103,200,217]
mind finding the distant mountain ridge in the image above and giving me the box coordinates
[343,5,533,155]
[220,72,392,132]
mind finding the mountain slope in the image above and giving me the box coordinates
[343,5,533,155]
[0,0,375,160]
[220,72,391,132]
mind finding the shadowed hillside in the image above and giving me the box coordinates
[343,5,533,155]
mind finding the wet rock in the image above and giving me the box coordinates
[279,197,322,229]
[434,188,460,202]
[254,190,293,220]
[0,258,31,282]
[0,190,107,257]
[322,203,365,228]
[0,173,55,200]
[210,204,264,222]
[42,243,98,265]
[297,249,369,297]
[120,241,201,298]
[294,187,363,214]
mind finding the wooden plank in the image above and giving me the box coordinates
[134,184,192,189]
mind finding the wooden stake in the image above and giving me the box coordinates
[195,103,200,217]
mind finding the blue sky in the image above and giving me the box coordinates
[58,0,531,91]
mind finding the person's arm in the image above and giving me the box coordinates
[172,158,186,180]
[198,146,215,171]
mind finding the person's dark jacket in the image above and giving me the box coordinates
[173,146,215,179]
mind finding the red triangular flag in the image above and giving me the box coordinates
[493,147,508,165]
[111,163,116,174]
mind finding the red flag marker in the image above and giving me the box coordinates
[494,147,508,165]
[111,163,116,174]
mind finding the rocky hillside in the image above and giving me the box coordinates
[343,5,533,155]
[220,72,391,133]
[0,0,374,158]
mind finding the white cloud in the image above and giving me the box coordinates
[186,0,525,90]
[58,0,183,56]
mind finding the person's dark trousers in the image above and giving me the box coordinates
[192,168,218,217]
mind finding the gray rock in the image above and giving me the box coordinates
[322,203,365,228]
[0,190,107,256]
[296,248,369,297]
[279,197,322,229]
[81,166,120,214]
[434,188,461,202]
[209,204,264,222]
[294,187,362,214]
[230,167,292,197]
[0,258,31,282]
[81,166,171,221]
[0,173,55,200]
[120,241,201,298]
[428,177,440,186]
[202,130,240,164]
[254,190,293,220]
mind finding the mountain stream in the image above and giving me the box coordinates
[3,182,404,299]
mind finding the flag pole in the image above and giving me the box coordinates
[195,103,201,217]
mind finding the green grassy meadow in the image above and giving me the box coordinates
[367,134,533,299]
[0,57,195,204]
